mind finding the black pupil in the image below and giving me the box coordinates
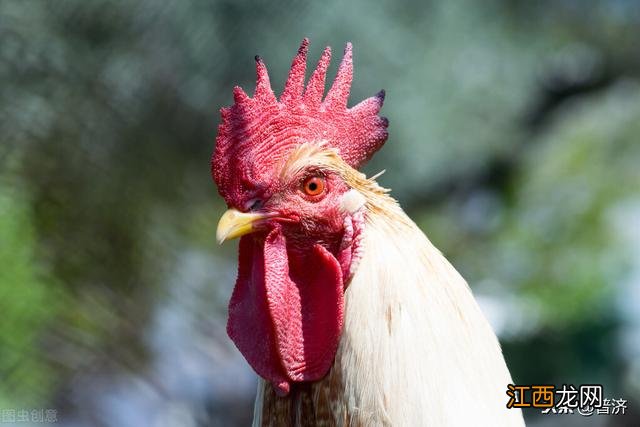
[308,181,318,191]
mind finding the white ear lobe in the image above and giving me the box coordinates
[340,189,366,214]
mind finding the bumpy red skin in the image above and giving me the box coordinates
[211,39,388,395]
[227,173,351,395]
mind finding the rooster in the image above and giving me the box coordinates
[212,39,524,426]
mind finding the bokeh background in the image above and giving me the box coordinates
[1,0,639,426]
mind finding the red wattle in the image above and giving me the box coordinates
[226,236,289,388]
[227,228,344,392]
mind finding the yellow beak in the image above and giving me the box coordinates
[216,208,272,244]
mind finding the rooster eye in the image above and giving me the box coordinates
[302,176,325,196]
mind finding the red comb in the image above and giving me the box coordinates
[212,38,388,208]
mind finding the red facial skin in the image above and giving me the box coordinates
[264,171,350,251]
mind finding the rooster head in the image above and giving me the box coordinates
[211,38,388,395]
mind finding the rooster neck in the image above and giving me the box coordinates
[253,198,524,427]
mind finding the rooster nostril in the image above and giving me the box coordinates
[247,198,262,211]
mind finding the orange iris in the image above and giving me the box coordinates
[302,176,325,196]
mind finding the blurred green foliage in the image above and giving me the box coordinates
[1,0,639,425]
[0,175,59,408]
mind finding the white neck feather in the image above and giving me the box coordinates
[334,207,525,426]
